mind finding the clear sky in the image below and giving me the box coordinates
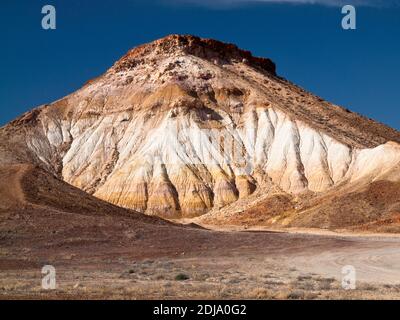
[1,0,399,129]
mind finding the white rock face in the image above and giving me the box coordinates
[26,106,400,218]
[4,35,399,218]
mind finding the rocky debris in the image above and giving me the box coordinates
[113,35,276,75]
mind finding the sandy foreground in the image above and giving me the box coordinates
[1,218,400,300]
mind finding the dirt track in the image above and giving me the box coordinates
[278,233,400,284]
[191,223,400,284]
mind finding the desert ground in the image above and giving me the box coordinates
[2,211,400,300]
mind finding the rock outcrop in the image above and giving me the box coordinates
[1,34,399,220]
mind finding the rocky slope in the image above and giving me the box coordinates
[1,34,399,225]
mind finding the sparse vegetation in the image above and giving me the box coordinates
[286,290,307,300]
[175,273,190,281]
[297,274,313,281]
[316,277,335,290]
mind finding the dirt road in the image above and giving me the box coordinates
[277,234,400,284]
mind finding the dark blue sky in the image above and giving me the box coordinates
[1,0,399,129]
